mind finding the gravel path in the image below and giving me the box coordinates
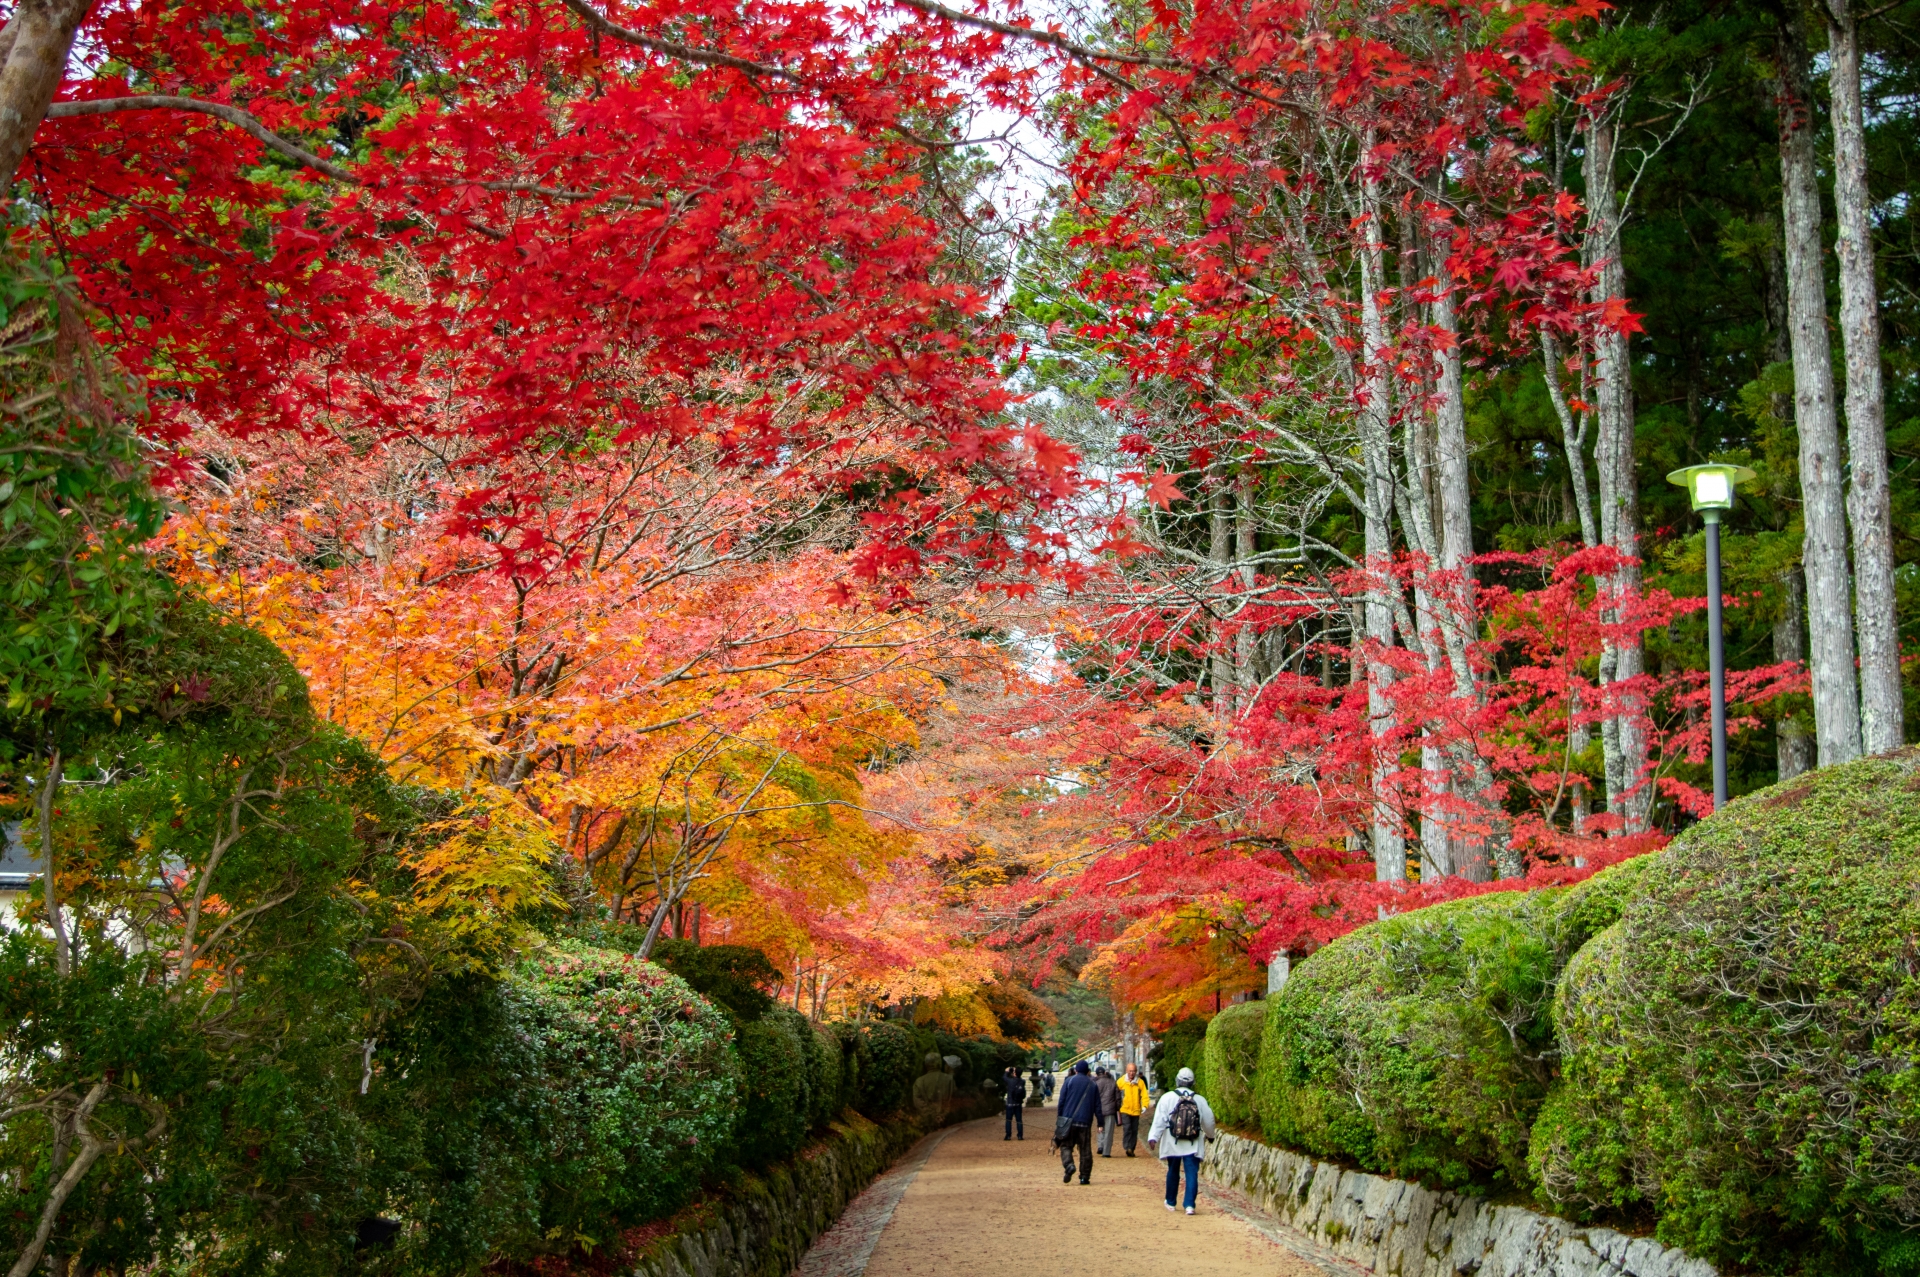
[798,1112,1333,1277]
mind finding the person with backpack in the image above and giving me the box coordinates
[1052,1060,1100,1185]
[1146,1066,1218,1214]
[1001,1065,1028,1140]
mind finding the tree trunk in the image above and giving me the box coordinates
[1235,467,1259,709]
[1776,14,1864,767]
[1540,330,1598,548]
[1209,467,1236,721]
[1775,566,1816,779]
[1825,0,1903,755]
[1358,155,1405,882]
[1583,111,1653,830]
[0,1,96,186]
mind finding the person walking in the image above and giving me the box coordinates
[1093,1065,1120,1156]
[1001,1065,1027,1140]
[1052,1061,1099,1185]
[1041,1069,1055,1102]
[1146,1066,1217,1215]
[1116,1061,1151,1157]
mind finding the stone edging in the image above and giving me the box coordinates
[1200,1132,1717,1277]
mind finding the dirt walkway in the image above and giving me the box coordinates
[796,1113,1334,1277]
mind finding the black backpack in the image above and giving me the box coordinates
[1168,1091,1203,1141]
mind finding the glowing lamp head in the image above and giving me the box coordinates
[1666,463,1756,515]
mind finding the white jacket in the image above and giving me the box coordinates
[1146,1088,1218,1160]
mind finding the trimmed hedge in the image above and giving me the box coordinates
[507,943,741,1248]
[1152,1014,1209,1086]
[1532,750,1920,1276]
[1256,859,1650,1191]
[1201,1000,1265,1130]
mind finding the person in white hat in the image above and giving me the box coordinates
[1146,1066,1217,1214]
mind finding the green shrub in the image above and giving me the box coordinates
[1257,860,1651,1192]
[1202,1000,1266,1129]
[1152,1015,1209,1085]
[1532,751,1920,1276]
[847,1019,920,1116]
[508,943,739,1247]
[733,1005,817,1167]
[647,940,781,1025]
[807,1021,845,1126]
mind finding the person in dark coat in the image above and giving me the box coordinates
[1093,1066,1121,1156]
[1001,1066,1028,1140]
[1053,1060,1100,1184]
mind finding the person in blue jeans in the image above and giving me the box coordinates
[1146,1066,1218,1214]
[1001,1066,1027,1139]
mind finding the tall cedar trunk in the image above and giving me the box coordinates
[1210,466,1236,721]
[1434,283,1513,875]
[1583,113,1653,829]
[0,1,96,185]
[1826,0,1903,755]
[1399,369,1455,880]
[1236,468,1259,710]
[1777,15,1864,766]
[1358,150,1405,881]
[1775,566,1816,778]
[1762,225,1816,780]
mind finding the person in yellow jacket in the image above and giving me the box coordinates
[1115,1062,1152,1157]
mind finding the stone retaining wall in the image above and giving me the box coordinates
[1201,1133,1717,1277]
[629,1099,991,1277]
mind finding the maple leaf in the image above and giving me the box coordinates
[1143,470,1184,509]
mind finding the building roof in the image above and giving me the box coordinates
[0,821,40,891]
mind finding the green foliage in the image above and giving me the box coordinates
[0,605,455,1274]
[507,942,740,1249]
[1151,1014,1209,1083]
[1201,1000,1265,1130]
[807,1020,845,1126]
[0,250,165,725]
[733,1005,817,1168]
[843,1018,921,1116]
[1532,752,1920,1275]
[648,938,781,1024]
[1257,861,1653,1192]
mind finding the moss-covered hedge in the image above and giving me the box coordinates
[1201,1001,1266,1130]
[1532,750,1920,1276]
[1256,858,1650,1191]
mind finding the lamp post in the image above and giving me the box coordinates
[1666,463,1757,811]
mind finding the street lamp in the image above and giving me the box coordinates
[1666,462,1758,811]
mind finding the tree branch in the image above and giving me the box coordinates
[559,0,806,81]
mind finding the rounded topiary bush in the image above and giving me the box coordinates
[849,1019,920,1116]
[508,942,738,1246]
[733,1005,816,1167]
[1531,750,1920,1276]
[807,1020,844,1127]
[1257,858,1651,1192]
[1201,1000,1266,1130]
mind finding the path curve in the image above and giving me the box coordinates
[797,1113,1350,1277]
